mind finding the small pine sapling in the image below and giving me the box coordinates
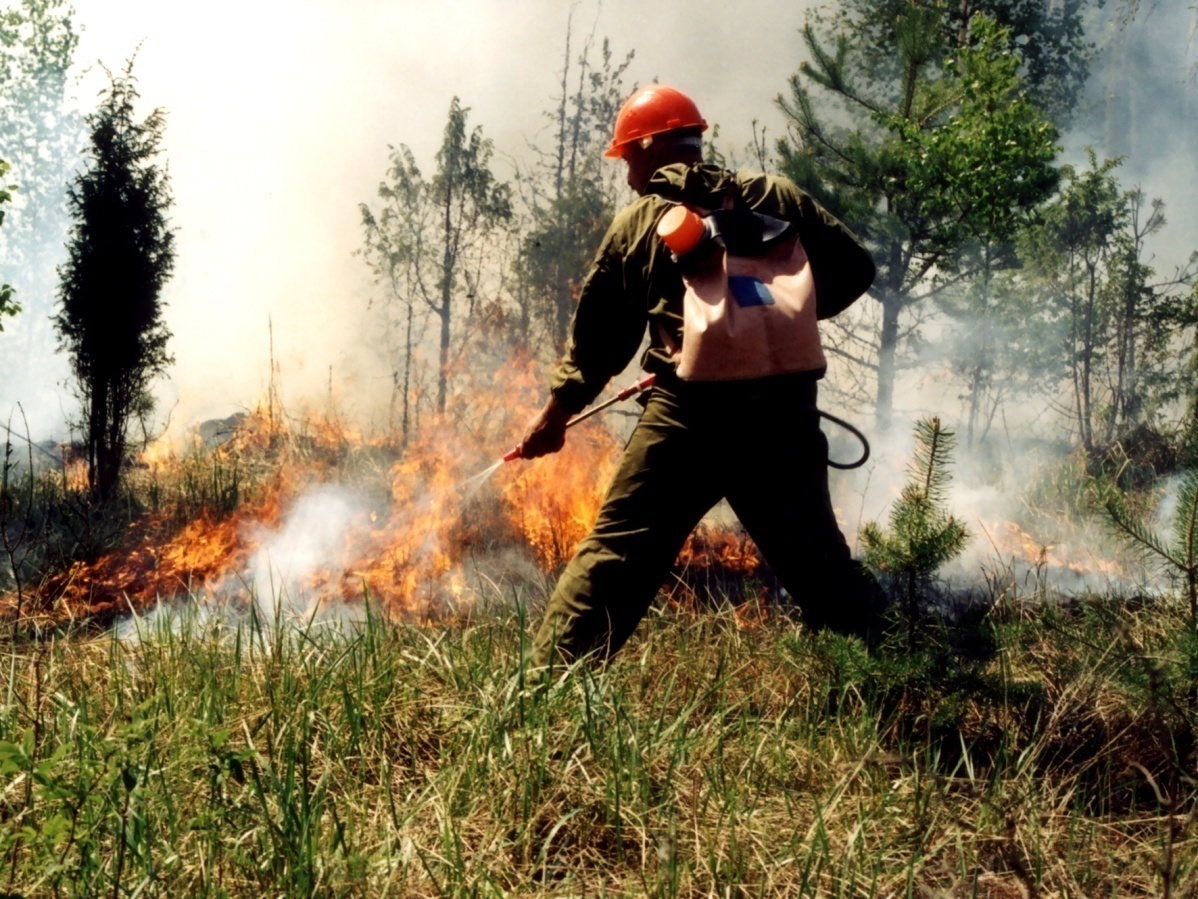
[1104,423,1198,628]
[860,417,971,644]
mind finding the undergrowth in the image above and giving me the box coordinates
[0,590,1195,897]
[0,409,399,627]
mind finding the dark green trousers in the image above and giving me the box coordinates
[532,373,885,665]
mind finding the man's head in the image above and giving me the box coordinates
[605,85,707,195]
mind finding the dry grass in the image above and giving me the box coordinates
[0,587,1194,897]
[2,402,1196,895]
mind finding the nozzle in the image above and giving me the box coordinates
[504,373,656,465]
[613,372,657,401]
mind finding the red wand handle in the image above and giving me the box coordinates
[504,373,657,462]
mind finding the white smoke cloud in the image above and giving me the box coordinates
[241,484,368,624]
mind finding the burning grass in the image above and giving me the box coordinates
[0,592,1194,896]
[1,354,779,635]
[0,355,648,630]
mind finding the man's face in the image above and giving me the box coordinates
[622,143,659,196]
[621,133,701,195]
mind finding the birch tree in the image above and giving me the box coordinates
[362,98,511,421]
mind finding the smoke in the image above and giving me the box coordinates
[1065,3,1198,265]
[241,485,369,625]
[116,485,373,641]
[826,413,1165,601]
[113,422,564,641]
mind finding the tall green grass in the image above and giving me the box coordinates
[0,586,1194,897]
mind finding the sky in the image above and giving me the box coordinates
[60,0,814,432]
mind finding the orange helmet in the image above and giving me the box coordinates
[604,85,707,159]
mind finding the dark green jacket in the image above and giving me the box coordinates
[548,163,875,414]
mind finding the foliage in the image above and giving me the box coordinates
[361,98,512,421]
[1105,420,1198,626]
[1019,155,1198,452]
[0,0,82,353]
[928,16,1061,445]
[428,99,513,413]
[860,417,971,641]
[0,158,16,329]
[360,145,433,444]
[842,0,1096,123]
[778,9,1060,429]
[0,595,1193,895]
[53,64,175,503]
[1020,154,1123,451]
[513,27,632,354]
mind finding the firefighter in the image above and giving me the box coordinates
[519,85,886,666]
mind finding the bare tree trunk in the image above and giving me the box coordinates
[438,185,454,415]
[553,12,573,201]
[436,303,450,416]
[874,232,906,432]
[1080,260,1099,452]
[876,292,901,433]
[965,249,993,449]
[402,295,413,445]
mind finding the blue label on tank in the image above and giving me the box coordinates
[729,276,775,307]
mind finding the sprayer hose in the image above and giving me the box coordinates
[818,410,870,470]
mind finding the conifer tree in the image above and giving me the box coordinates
[860,417,970,643]
[1105,422,1198,628]
[778,9,1059,430]
[54,64,174,502]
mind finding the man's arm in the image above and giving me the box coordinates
[743,174,876,320]
[520,207,652,457]
[548,206,653,414]
[795,193,877,320]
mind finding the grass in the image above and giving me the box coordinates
[0,586,1195,897]
[3,404,1196,895]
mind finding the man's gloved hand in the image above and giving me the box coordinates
[518,397,571,459]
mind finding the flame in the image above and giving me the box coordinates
[667,524,765,606]
[63,459,89,493]
[677,526,762,577]
[974,518,1134,591]
[4,353,811,628]
[500,423,618,572]
[138,436,176,469]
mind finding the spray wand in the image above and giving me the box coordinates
[502,373,656,463]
